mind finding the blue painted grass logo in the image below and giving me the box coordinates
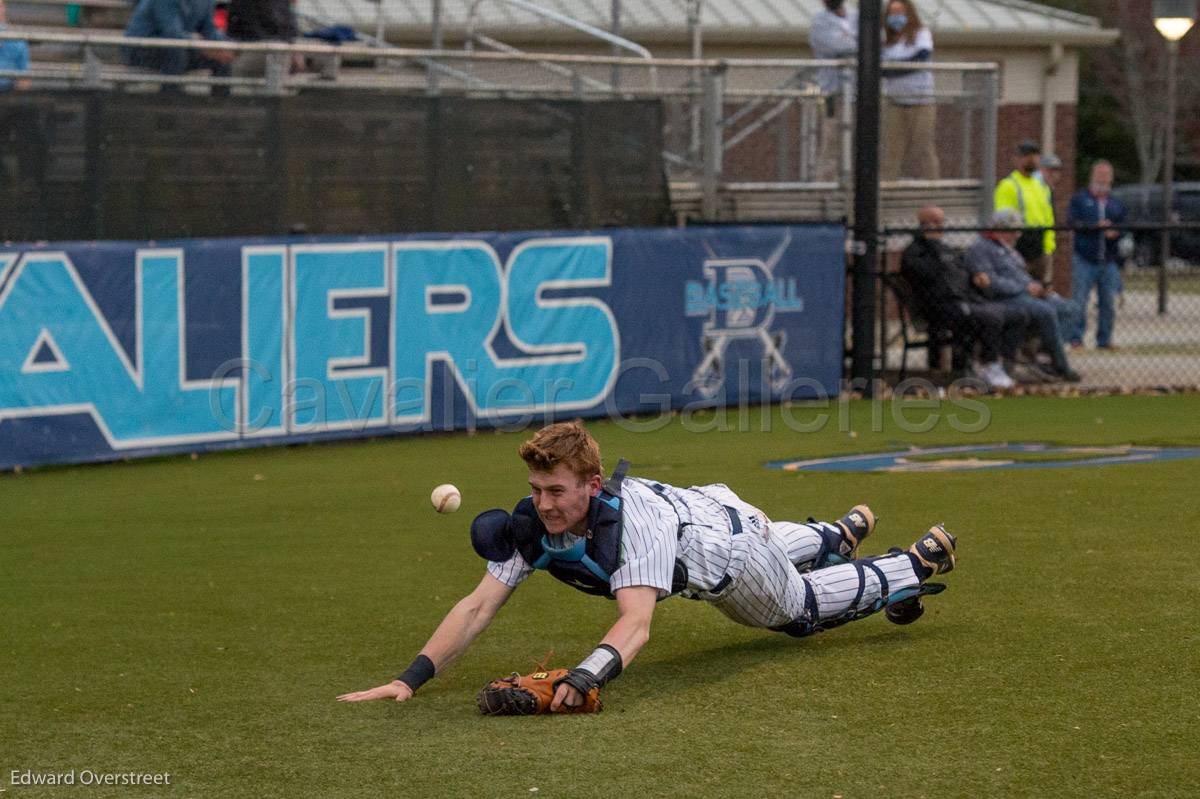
[767,443,1200,472]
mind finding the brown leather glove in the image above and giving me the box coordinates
[476,669,601,715]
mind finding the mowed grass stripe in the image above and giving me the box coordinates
[1,394,1198,798]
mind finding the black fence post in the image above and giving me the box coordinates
[851,0,882,395]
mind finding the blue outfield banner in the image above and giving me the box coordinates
[0,225,845,470]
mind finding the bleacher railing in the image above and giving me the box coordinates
[2,28,999,224]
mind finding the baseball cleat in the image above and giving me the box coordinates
[909,524,957,575]
[835,504,876,558]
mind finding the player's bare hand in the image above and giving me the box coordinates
[336,680,413,703]
[550,683,583,711]
[972,272,990,289]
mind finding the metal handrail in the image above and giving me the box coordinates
[0,31,999,75]
[465,0,653,61]
[470,33,612,94]
[463,0,657,92]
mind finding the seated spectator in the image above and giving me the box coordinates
[227,0,303,78]
[881,0,939,180]
[900,206,1024,389]
[963,209,1082,383]
[0,0,31,92]
[124,0,234,91]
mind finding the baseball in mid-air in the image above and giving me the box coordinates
[430,483,462,514]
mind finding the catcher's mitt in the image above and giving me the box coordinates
[476,669,601,715]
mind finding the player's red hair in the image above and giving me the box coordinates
[518,421,602,483]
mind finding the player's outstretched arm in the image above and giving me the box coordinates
[336,572,515,703]
[550,585,658,711]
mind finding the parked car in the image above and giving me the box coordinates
[1109,182,1200,266]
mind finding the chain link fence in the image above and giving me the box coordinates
[3,29,1195,392]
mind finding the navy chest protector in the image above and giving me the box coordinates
[470,460,687,599]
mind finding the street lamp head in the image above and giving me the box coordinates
[1156,16,1195,40]
[1154,0,1196,41]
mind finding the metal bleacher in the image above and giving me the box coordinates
[1,1,1001,227]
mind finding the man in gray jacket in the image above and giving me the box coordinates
[963,209,1081,383]
[809,0,857,182]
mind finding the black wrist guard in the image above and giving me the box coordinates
[554,643,624,696]
[554,668,599,697]
[396,654,435,692]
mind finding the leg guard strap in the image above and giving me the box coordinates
[797,518,853,572]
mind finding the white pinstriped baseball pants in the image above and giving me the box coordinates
[703,521,921,630]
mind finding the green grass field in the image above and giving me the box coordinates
[3,395,1199,798]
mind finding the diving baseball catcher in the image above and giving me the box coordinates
[337,421,956,712]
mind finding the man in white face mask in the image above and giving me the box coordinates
[1066,160,1128,349]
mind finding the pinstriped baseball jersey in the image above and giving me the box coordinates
[486,477,921,629]
[487,479,681,597]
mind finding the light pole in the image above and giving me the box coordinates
[1153,0,1196,315]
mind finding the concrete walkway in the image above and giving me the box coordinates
[1069,288,1200,388]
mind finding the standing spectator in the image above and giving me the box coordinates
[1067,160,1127,350]
[124,0,234,90]
[994,140,1057,282]
[900,206,1025,389]
[881,0,938,180]
[809,0,858,183]
[0,0,31,91]
[964,209,1081,383]
[227,0,303,78]
[1037,152,1063,201]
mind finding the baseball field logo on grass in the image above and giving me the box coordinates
[767,443,1200,472]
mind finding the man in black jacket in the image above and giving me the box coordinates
[899,206,1027,388]
[227,0,301,77]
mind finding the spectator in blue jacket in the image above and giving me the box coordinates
[964,209,1081,383]
[1067,160,1127,349]
[124,0,233,89]
[0,0,31,91]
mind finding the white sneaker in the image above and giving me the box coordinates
[983,360,1015,389]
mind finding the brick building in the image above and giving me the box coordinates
[301,0,1118,285]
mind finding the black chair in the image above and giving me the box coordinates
[883,272,956,380]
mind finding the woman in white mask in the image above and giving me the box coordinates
[881,0,939,180]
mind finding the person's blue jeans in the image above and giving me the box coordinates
[1070,253,1119,347]
[1007,293,1071,371]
